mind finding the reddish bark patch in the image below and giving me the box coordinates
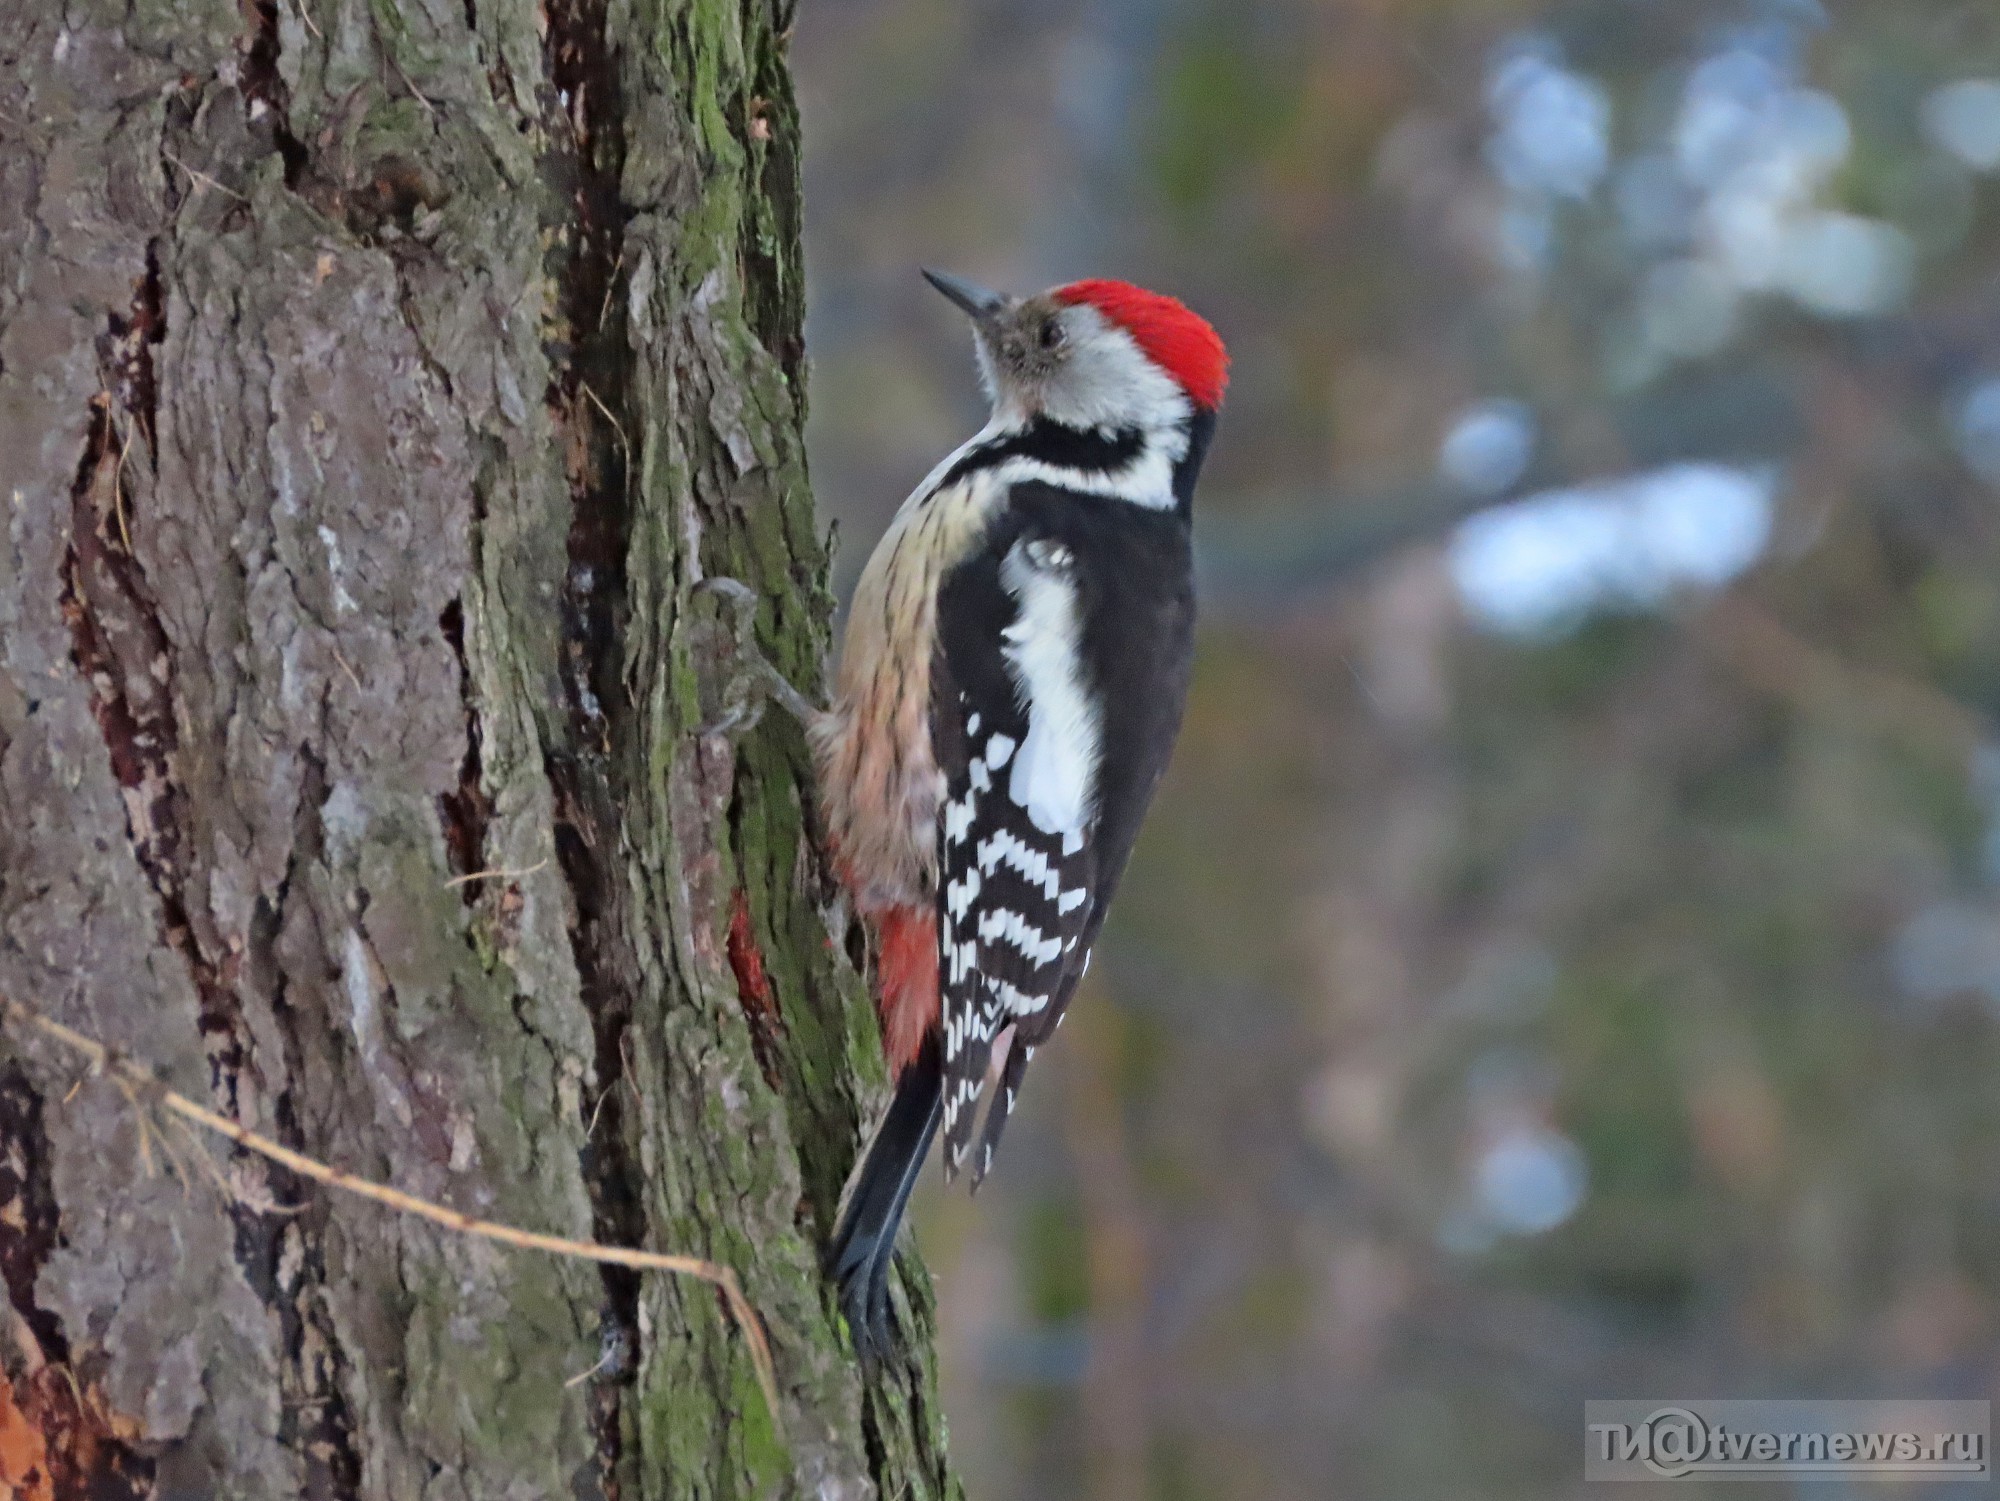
[0,1068,151,1499]
[726,891,774,1012]
[0,1377,50,1501]
[3,1372,151,1501]
[727,891,785,1090]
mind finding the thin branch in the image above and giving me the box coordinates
[579,381,628,461]
[0,989,783,1432]
[597,249,624,334]
[443,856,549,889]
[110,420,133,553]
[162,151,250,204]
[328,642,363,693]
[387,54,439,116]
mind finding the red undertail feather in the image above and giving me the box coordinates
[1054,278,1230,410]
[875,904,939,1074]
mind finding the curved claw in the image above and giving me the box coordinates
[692,575,824,737]
[866,1248,900,1360]
[831,1237,908,1366]
[832,1235,893,1364]
[693,574,762,632]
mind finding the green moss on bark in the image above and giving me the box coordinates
[0,0,959,1493]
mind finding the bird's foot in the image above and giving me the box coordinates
[831,1234,912,1366]
[692,576,823,738]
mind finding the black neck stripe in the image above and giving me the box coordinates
[1171,407,1218,512]
[939,416,1146,491]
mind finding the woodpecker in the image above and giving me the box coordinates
[816,270,1227,1354]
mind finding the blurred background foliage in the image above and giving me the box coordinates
[793,1,2000,1494]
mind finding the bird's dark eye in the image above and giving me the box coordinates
[1040,320,1066,352]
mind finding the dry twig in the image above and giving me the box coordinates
[443,857,549,889]
[162,151,250,204]
[0,990,784,1432]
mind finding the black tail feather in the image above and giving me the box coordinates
[828,1033,942,1358]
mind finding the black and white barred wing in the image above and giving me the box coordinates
[934,534,1101,1183]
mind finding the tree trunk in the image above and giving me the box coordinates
[0,0,956,1495]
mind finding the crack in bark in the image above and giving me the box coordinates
[0,1069,64,1366]
[857,1383,890,1496]
[240,750,364,1501]
[119,241,164,466]
[0,1066,154,1498]
[436,599,490,901]
[237,0,308,188]
[545,796,646,1501]
[538,0,644,1490]
[53,250,367,1497]
[735,49,807,403]
[58,251,255,1117]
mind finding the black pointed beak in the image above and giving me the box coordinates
[922,268,1008,322]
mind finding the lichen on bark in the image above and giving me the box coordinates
[0,0,958,1495]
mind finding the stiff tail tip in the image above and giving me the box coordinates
[827,1033,942,1358]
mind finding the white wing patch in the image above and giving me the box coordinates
[977,826,1057,897]
[943,795,975,845]
[945,865,981,918]
[999,540,1101,849]
[975,907,1063,967]
[936,536,1112,1182]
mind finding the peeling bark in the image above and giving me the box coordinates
[0,0,958,1495]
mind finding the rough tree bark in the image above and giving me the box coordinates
[0,0,958,1495]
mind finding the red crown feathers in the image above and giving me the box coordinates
[1054,279,1230,411]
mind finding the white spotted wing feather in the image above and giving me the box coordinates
[934,535,1101,1181]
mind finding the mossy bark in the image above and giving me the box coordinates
[0,0,956,1495]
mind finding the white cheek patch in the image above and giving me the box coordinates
[999,542,1101,846]
[1030,307,1194,491]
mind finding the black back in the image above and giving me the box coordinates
[929,463,1199,1178]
